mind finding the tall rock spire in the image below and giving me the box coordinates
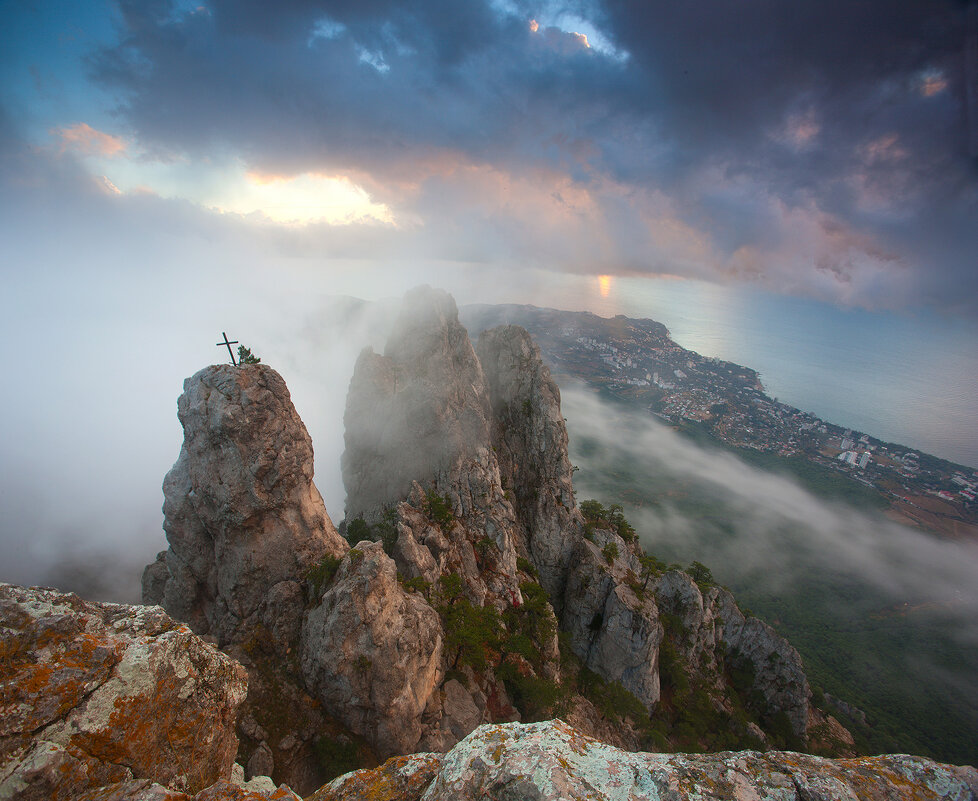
[144,363,347,647]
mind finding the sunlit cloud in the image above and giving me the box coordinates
[860,133,908,164]
[215,171,396,226]
[53,123,126,158]
[529,13,628,61]
[100,175,122,195]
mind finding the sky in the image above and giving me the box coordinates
[2,0,976,311]
[1,0,977,595]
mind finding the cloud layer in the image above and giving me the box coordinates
[58,0,973,312]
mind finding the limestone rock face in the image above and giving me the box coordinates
[710,585,811,737]
[562,530,663,709]
[0,583,248,799]
[147,363,347,646]
[475,326,581,610]
[317,720,978,801]
[301,542,444,758]
[311,753,443,801]
[654,569,811,738]
[343,287,496,524]
[342,288,524,608]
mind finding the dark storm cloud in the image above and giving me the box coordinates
[90,0,978,312]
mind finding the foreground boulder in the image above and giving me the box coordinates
[314,720,978,801]
[0,583,248,799]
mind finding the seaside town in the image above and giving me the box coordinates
[463,304,978,540]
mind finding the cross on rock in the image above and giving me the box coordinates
[216,332,239,365]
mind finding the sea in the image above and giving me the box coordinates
[449,272,978,470]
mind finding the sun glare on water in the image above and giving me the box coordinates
[598,274,612,297]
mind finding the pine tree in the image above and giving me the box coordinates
[237,345,261,364]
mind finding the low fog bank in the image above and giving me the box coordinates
[562,384,978,748]
[563,385,978,620]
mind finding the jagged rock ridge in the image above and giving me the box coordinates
[131,286,940,794]
[339,286,814,748]
[5,284,975,798]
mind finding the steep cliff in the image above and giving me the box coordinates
[144,363,347,648]
[339,287,814,754]
[475,325,580,611]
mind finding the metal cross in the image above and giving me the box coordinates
[217,332,239,365]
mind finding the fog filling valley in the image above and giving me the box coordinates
[1,295,976,756]
[560,383,978,754]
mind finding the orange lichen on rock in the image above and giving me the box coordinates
[0,583,248,800]
[308,753,442,801]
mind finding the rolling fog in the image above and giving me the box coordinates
[3,294,978,645]
[562,385,978,622]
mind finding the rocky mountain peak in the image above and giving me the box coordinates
[143,363,347,647]
[342,286,495,525]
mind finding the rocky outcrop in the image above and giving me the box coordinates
[342,287,498,525]
[654,570,810,738]
[315,720,978,801]
[710,585,810,737]
[146,364,347,648]
[339,288,814,749]
[301,541,443,758]
[309,753,442,801]
[562,529,663,709]
[475,326,581,611]
[0,583,248,799]
[342,288,522,609]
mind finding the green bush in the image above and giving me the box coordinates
[498,662,564,722]
[441,598,502,671]
[425,490,455,528]
[346,516,370,544]
[686,561,715,588]
[516,556,539,579]
[580,499,637,542]
[435,573,503,671]
[602,542,619,564]
[345,510,397,554]
[313,736,360,782]
[399,575,431,597]
[306,554,342,599]
[237,345,261,364]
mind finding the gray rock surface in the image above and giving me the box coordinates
[562,531,663,708]
[146,363,347,646]
[439,679,483,742]
[342,288,527,610]
[654,569,811,737]
[710,584,811,737]
[315,720,978,801]
[342,287,496,524]
[301,541,444,758]
[0,583,248,799]
[476,326,582,611]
